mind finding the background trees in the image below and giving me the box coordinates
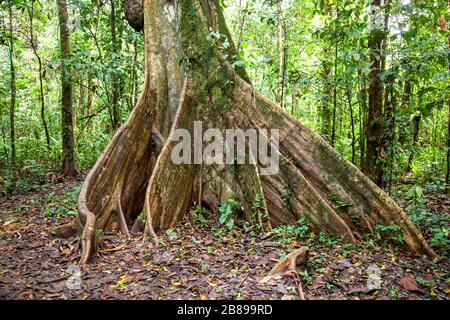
[0,0,448,194]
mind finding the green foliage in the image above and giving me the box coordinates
[165,228,178,242]
[218,198,242,230]
[374,224,405,245]
[42,185,80,220]
[0,0,144,183]
[272,218,310,244]
[327,193,353,209]
[280,185,293,209]
[192,206,209,229]
[405,185,450,252]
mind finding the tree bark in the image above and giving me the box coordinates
[8,1,16,174]
[358,64,367,171]
[27,0,51,151]
[71,0,435,264]
[57,0,77,177]
[446,4,450,194]
[110,0,121,131]
[320,1,332,142]
[347,88,356,164]
[364,0,385,186]
[276,0,285,107]
[406,114,421,174]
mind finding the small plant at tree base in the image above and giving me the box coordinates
[218,198,242,230]
[192,207,209,229]
[318,231,342,245]
[166,228,178,242]
[280,185,293,209]
[374,224,404,246]
[328,192,353,209]
[298,271,313,284]
[95,229,104,240]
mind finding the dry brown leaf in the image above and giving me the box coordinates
[400,275,423,292]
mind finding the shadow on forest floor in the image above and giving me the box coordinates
[0,177,449,300]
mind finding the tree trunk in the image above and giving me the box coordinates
[86,77,94,129]
[57,0,77,177]
[406,114,421,174]
[8,1,16,174]
[331,38,338,147]
[398,80,411,145]
[446,95,450,194]
[69,0,435,264]
[446,12,450,194]
[347,88,356,164]
[276,0,284,106]
[320,1,332,142]
[358,65,367,170]
[110,0,121,131]
[384,73,396,193]
[27,1,51,151]
[364,0,384,186]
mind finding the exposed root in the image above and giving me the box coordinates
[98,240,130,253]
[113,186,130,239]
[259,247,309,283]
[144,78,195,233]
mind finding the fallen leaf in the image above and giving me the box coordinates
[400,275,423,293]
[311,276,326,289]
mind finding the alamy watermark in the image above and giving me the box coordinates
[66,264,82,290]
[170,121,280,176]
[366,264,382,290]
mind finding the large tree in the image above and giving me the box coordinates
[58,0,435,264]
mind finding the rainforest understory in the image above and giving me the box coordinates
[0,177,448,299]
[48,0,440,268]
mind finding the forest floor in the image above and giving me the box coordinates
[0,176,449,300]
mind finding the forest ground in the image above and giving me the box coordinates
[0,176,449,300]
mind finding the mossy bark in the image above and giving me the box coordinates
[73,0,435,264]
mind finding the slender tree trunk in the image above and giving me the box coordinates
[358,66,367,170]
[398,80,411,145]
[38,56,51,150]
[446,11,450,194]
[446,97,450,193]
[276,0,285,107]
[87,77,94,129]
[364,0,385,186]
[321,1,332,142]
[321,67,332,141]
[78,76,86,116]
[57,0,77,177]
[347,88,356,164]
[0,106,8,164]
[331,39,338,147]
[27,2,51,151]
[8,1,16,174]
[111,0,121,131]
[406,114,421,174]
[384,74,396,193]
[236,0,247,51]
